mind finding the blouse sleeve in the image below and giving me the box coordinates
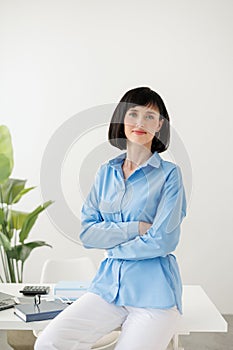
[107,165,187,260]
[79,165,140,249]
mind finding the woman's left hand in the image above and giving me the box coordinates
[139,221,152,236]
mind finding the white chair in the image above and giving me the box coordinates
[39,257,120,350]
[40,256,97,282]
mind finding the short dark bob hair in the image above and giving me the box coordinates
[108,87,170,153]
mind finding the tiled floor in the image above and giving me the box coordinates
[0,330,11,350]
[179,314,233,350]
[0,315,232,349]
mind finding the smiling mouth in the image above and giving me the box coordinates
[132,130,146,135]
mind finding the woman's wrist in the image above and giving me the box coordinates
[139,221,152,236]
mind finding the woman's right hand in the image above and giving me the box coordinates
[139,221,152,236]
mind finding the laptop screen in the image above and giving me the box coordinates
[0,292,15,301]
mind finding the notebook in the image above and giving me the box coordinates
[54,281,90,300]
[14,299,69,322]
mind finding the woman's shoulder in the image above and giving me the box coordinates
[160,157,180,172]
[98,153,126,170]
[95,154,121,174]
[159,158,183,182]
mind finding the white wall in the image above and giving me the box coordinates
[1,0,233,313]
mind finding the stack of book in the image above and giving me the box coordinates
[14,300,68,322]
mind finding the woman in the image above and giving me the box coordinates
[35,87,187,350]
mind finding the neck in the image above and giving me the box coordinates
[124,142,153,170]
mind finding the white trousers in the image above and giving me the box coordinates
[34,292,181,350]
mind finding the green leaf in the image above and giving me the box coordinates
[0,208,4,224]
[0,125,14,183]
[0,231,11,251]
[7,241,52,263]
[0,207,13,240]
[19,200,54,243]
[12,186,36,204]
[7,210,28,230]
[0,155,11,183]
[0,178,27,204]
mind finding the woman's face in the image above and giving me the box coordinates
[124,104,164,150]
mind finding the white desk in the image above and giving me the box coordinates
[0,283,54,331]
[0,284,228,350]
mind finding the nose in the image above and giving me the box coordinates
[136,115,144,127]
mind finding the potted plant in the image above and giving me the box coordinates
[0,125,53,282]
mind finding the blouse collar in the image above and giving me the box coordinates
[108,151,161,169]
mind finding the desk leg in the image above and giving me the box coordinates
[172,334,184,350]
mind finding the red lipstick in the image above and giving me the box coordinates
[132,130,146,135]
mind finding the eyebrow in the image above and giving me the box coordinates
[128,108,159,115]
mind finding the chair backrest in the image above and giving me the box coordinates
[39,257,121,350]
[40,257,97,283]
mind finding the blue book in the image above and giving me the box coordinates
[54,281,90,300]
[14,300,68,322]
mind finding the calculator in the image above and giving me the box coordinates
[19,286,50,296]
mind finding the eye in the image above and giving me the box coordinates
[128,112,137,117]
[145,115,155,120]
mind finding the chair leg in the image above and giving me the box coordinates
[172,334,184,350]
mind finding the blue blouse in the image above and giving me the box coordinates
[79,151,187,314]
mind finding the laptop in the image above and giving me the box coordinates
[0,292,17,311]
